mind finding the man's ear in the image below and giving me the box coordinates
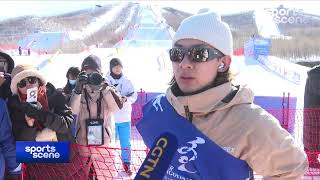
[218,55,231,72]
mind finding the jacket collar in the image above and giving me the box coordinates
[166,82,254,116]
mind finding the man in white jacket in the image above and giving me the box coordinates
[106,58,137,175]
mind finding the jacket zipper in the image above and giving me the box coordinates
[184,106,193,123]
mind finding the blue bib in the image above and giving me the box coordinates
[136,95,253,180]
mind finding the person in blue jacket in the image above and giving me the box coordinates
[0,98,21,180]
[106,58,137,175]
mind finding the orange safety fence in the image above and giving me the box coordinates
[20,107,320,179]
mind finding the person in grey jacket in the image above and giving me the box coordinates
[106,58,137,175]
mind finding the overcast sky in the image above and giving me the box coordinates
[0,0,319,21]
[151,1,320,15]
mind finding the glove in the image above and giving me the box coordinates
[74,71,88,94]
[20,101,45,120]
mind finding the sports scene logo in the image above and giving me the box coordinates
[16,141,70,163]
[266,6,307,24]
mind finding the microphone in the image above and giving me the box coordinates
[134,132,178,180]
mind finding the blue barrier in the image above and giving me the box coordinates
[244,37,271,61]
[18,32,69,53]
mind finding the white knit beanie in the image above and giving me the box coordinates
[172,11,233,56]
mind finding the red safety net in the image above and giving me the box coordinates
[302,108,320,178]
[265,108,320,178]
[20,105,320,179]
[131,89,146,126]
[21,127,148,180]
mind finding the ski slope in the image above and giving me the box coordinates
[10,4,310,129]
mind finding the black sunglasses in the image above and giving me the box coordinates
[17,76,38,88]
[169,45,225,63]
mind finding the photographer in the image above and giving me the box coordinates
[70,55,124,179]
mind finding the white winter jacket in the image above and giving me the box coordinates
[106,73,137,123]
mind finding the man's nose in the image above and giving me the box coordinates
[179,54,193,69]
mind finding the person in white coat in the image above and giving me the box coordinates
[106,58,137,175]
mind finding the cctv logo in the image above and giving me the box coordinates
[25,145,60,159]
[16,142,70,163]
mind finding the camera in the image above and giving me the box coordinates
[87,72,104,86]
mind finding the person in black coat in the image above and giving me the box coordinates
[303,64,320,168]
[8,69,74,142]
[8,64,88,179]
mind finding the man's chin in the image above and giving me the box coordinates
[179,87,197,95]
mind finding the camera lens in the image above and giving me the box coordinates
[87,72,103,85]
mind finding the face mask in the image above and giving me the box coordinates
[69,79,76,85]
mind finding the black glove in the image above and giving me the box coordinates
[74,71,88,94]
[20,101,45,120]
[20,101,69,133]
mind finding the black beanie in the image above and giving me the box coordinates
[0,51,15,73]
[66,66,80,78]
[109,58,122,71]
[81,55,102,72]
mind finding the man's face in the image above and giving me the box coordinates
[0,56,8,73]
[172,39,222,94]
